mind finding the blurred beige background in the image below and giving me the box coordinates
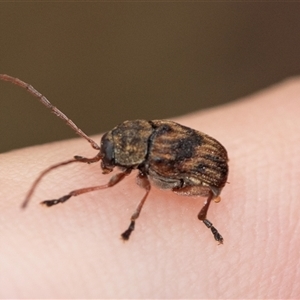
[1,3,300,153]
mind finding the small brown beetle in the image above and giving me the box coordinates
[1,74,229,243]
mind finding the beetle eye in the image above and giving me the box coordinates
[100,133,115,169]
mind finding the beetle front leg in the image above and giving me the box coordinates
[41,170,131,206]
[22,154,103,209]
[198,190,223,244]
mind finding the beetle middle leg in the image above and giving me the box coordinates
[198,190,223,244]
[41,169,131,206]
[121,172,151,241]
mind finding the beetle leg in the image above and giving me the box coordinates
[41,170,131,207]
[22,154,102,208]
[121,172,151,241]
[74,153,102,164]
[198,190,223,244]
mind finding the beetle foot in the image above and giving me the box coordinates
[40,194,71,207]
[121,221,135,241]
[203,219,223,244]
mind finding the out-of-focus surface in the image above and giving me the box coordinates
[1,3,300,153]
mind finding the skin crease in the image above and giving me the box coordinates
[0,78,300,298]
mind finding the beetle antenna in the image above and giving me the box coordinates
[21,153,102,208]
[0,74,100,151]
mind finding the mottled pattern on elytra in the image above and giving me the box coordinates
[148,120,228,189]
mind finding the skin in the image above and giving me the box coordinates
[1,77,300,298]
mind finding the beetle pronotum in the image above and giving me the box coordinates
[1,74,229,243]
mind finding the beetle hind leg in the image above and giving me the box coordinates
[198,190,223,244]
[202,219,223,244]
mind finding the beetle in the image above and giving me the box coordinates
[0,74,229,243]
